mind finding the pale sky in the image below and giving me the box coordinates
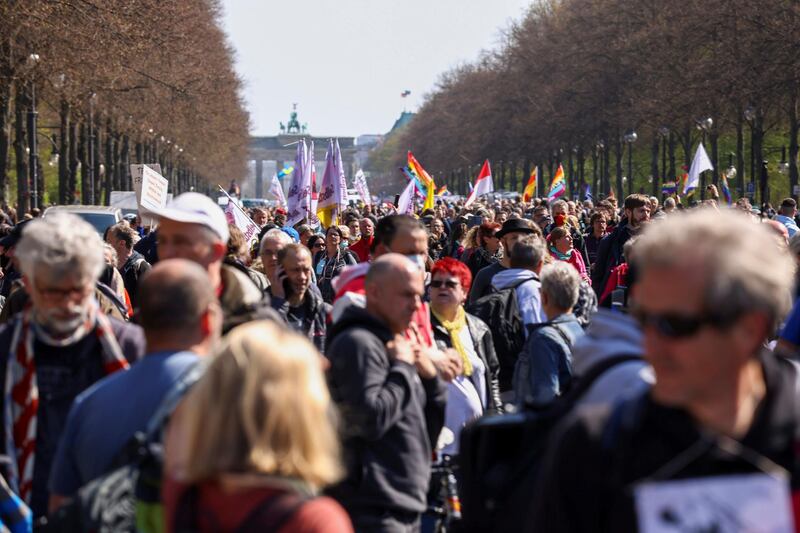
[220,0,530,138]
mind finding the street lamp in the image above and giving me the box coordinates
[727,153,737,181]
[695,117,713,198]
[88,91,97,205]
[745,105,757,199]
[658,126,670,196]
[779,146,790,175]
[623,130,637,195]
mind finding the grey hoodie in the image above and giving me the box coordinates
[490,268,546,331]
[570,309,654,408]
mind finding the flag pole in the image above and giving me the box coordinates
[217,184,260,230]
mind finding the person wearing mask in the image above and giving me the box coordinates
[48,259,221,509]
[272,244,330,352]
[164,321,353,532]
[429,258,502,456]
[464,222,502,278]
[326,255,447,531]
[468,218,539,305]
[314,226,357,304]
[0,214,145,517]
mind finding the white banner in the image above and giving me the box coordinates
[354,169,372,205]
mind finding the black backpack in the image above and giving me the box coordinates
[467,278,530,392]
[456,354,640,533]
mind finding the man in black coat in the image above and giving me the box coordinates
[326,254,447,532]
[591,193,651,296]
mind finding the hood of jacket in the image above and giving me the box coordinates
[571,308,643,375]
[491,268,538,291]
[326,304,394,347]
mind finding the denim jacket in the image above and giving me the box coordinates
[513,313,584,407]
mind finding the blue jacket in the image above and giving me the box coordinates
[513,313,584,407]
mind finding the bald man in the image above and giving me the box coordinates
[326,254,447,532]
[49,259,222,510]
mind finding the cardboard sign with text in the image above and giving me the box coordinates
[129,164,166,226]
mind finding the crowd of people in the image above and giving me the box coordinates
[0,186,796,532]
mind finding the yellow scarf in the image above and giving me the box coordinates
[432,306,473,376]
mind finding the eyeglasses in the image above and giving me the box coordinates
[430,279,460,290]
[632,307,735,338]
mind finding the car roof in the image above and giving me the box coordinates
[43,205,121,214]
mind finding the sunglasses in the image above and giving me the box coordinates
[430,279,460,290]
[632,307,735,338]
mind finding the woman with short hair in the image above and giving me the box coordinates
[548,226,590,281]
[429,258,501,457]
[163,321,352,532]
[314,226,357,303]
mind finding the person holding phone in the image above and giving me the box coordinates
[272,243,330,352]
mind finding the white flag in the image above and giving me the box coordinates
[354,169,372,205]
[288,141,314,226]
[286,140,307,224]
[684,143,714,194]
[397,179,416,214]
[224,200,260,244]
[269,174,286,207]
[334,139,349,212]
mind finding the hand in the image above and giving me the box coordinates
[386,334,415,366]
[430,348,463,382]
[406,322,441,380]
[271,265,286,299]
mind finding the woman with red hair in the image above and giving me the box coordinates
[428,258,502,457]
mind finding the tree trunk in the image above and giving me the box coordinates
[668,132,676,182]
[614,138,623,199]
[59,100,69,205]
[14,84,29,214]
[68,120,78,204]
[0,75,10,206]
[93,118,101,205]
[104,120,113,205]
[650,133,660,197]
[790,91,799,200]
[79,122,89,203]
[736,112,745,198]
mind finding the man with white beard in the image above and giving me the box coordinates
[0,213,144,517]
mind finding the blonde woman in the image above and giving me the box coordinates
[163,321,352,532]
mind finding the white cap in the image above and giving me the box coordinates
[149,192,230,243]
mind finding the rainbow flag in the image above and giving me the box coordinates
[547,164,566,202]
[661,181,677,195]
[522,166,538,202]
[720,172,732,205]
[436,185,449,196]
[407,152,436,210]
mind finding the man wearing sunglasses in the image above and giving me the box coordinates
[531,209,799,532]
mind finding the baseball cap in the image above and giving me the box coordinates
[0,220,31,249]
[148,192,230,243]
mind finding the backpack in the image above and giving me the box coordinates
[456,354,640,533]
[172,485,311,532]
[467,279,529,392]
[39,363,205,533]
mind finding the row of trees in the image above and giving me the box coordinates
[0,0,249,213]
[370,0,800,204]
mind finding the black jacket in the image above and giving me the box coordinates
[591,219,632,296]
[530,352,800,532]
[431,312,502,414]
[325,305,448,516]
[271,285,330,352]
